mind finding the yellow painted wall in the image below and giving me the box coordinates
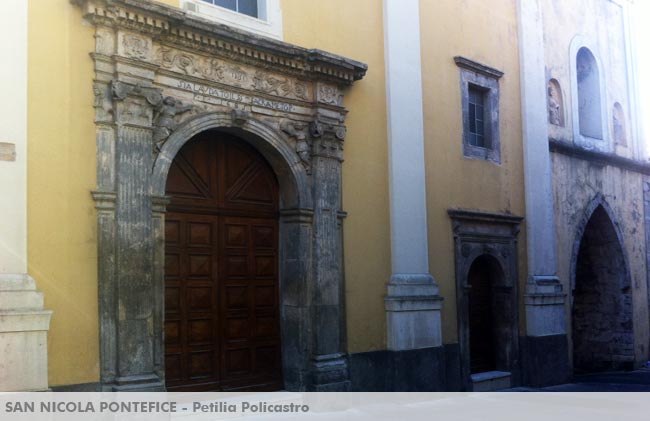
[419,0,527,342]
[27,0,99,386]
[27,0,527,388]
[282,0,391,353]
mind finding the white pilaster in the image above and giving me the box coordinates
[0,0,27,274]
[383,0,442,351]
[0,1,53,391]
[517,0,566,336]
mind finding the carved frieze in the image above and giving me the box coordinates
[317,84,343,106]
[155,47,313,102]
[74,0,367,87]
[120,33,152,60]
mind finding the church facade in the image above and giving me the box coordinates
[0,0,645,392]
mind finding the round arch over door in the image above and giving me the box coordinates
[164,131,282,391]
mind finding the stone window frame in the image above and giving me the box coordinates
[455,56,503,164]
[181,0,283,40]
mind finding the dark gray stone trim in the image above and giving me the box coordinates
[448,209,523,390]
[443,343,462,391]
[549,138,650,175]
[456,59,502,164]
[348,346,446,391]
[454,56,504,79]
[643,177,650,352]
[520,334,570,387]
[51,382,101,392]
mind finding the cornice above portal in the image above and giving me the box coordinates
[72,0,367,86]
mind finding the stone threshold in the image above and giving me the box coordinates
[470,371,512,392]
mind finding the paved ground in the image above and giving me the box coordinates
[507,368,650,391]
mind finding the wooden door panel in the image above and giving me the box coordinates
[164,133,281,392]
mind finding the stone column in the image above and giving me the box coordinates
[382,0,443,352]
[95,81,164,391]
[517,0,569,386]
[308,120,350,391]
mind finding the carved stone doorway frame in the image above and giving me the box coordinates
[448,209,523,391]
[74,0,366,391]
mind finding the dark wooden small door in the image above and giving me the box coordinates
[164,132,283,391]
[468,258,496,374]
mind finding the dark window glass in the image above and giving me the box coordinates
[468,87,486,148]
[212,0,237,10]
[238,0,258,17]
[205,0,258,18]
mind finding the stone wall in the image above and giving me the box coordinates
[573,206,634,372]
[551,152,649,369]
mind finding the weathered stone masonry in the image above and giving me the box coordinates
[73,0,366,391]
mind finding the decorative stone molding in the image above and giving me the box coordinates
[72,0,366,86]
[73,0,367,392]
[453,56,504,80]
[448,209,523,390]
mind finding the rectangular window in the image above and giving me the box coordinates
[468,86,486,148]
[455,56,503,164]
[201,0,259,18]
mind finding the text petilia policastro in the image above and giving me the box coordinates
[4,400,310,414]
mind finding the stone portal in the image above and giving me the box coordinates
[73,0,366,391]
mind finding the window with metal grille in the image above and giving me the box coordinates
[455,56,503,164]
[468,86,486,148]
[200,0,259,18]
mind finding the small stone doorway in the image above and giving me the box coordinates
[572,205,633,373]
[449,209,522,391]
[164,131,283,391]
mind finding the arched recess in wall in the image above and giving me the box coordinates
[613,102,627,146]
[576,48,603,138]
[548,78,565,127]
[569,36,608,148]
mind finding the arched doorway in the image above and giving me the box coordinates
[572,205,633,373]
[467,254,509,375]
[163,130,283,391]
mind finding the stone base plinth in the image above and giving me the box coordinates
[0,274,53,392]
[385,274,443,351]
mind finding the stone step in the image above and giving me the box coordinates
[0,290,44,310]
[471,371,512,392]
[0,274,36,291]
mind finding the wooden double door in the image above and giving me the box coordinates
[164,132,283,391]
